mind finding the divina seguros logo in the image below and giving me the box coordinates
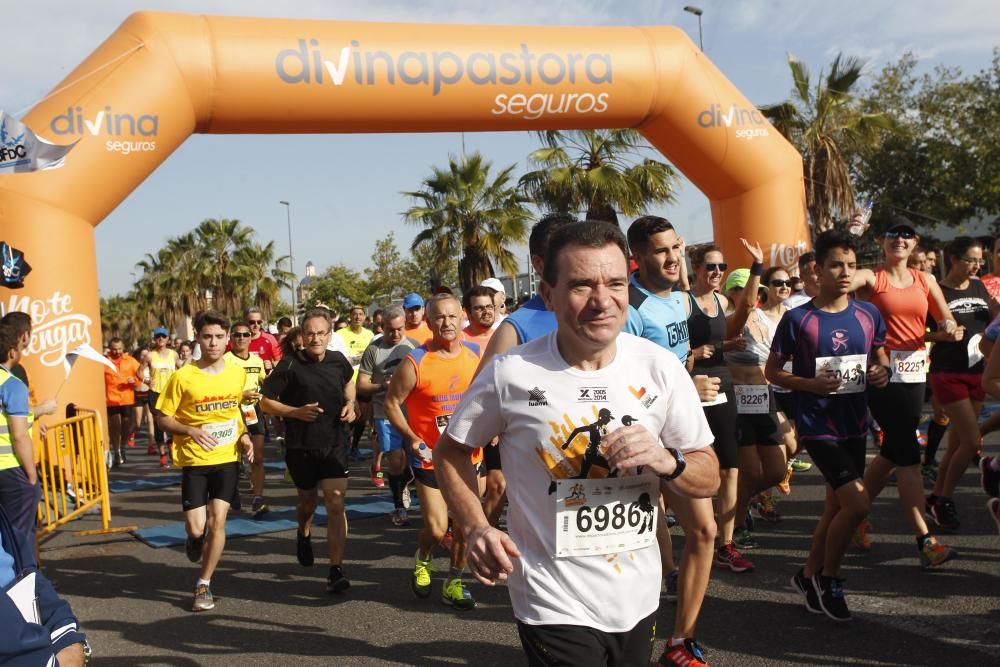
[275,39,614,121]
[697,103,770,140]
[49,106,159,155]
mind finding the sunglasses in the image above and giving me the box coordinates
[153,334,167,339]
[769,279,794,288]
[231,332,252,338]
[960,257,985,266]
[248,320,263,325]
[704,263,728,272]
[883,230,916,240]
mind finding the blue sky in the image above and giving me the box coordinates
[3,1,997,299]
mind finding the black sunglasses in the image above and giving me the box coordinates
[704,263,728,272]
[231,332,252,338]
[247,319,263,325]
[884,230,916,240]
[769,279,793,288]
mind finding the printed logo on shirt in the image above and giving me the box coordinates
[664,320,689,348]
[194,395,240,413]
[528,387,548,406]
[577,386,608,402]
[831,329,849,353]
[628,385,659,409]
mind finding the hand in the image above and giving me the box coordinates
[24,465,38,486]
[812,368,842,395]
[693,375,721,402]
[242,390,262,402]
[604,425,668,472]
[264,359,274,372]
[849,210,871,235]
[465,523,521,586]
[340,402,356,423]
[740,237,764,264]
[410,440,433,462]
[35,399,58,416]
[240,434,255,463]
[945,325,965,342]
[38,423,47,442]
[868,364,889,388]
[677,236,687,257]
[189,428,220,451]
[941,319,957,335]
[726,337,749,352]
[54,642,85,667]
[292,402,324,422]
[692,344,715,361]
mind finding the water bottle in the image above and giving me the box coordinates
[848,200,873,236]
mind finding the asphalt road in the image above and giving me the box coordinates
[38,432,1000,667]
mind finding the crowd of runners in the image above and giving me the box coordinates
[4,214,1000,666]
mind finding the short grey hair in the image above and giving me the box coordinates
[383,304,405,322]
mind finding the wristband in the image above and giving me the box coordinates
[750,261,764,276]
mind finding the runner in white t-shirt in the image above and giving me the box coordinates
[434,222,718,667]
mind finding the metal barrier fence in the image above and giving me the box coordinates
[35,408,134,543]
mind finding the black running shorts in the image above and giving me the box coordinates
[738,413,780,447]
[285,446,349,489]
[867,381,924,467]
[803,438,867,490]
[106,404,132,418]
[484,442,503,471]
[245,405,266,437]
[516,610,656,667]
[705,386,738,469]
[181,462,240,511]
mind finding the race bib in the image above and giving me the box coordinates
[202,419,238,447]
[241,403,259,425]
[555,476,659,558]
[890,350,927,384]
[700,392,728,407]
[816,354,867,394]
[968,334,984,368]
[734,384,770,414]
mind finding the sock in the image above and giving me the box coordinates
[990,457,1000,472]
[388,473,404,508]
[448,566,463,581]
[916,533,931,548]
[196,578,210,587]
[668,638,687,647]
[925,420,947,464]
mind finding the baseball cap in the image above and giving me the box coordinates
[402,292,424,309]
[724,269,750,292]
[152,326,169,337]
[884,216,917,237]
[480,277,505,294]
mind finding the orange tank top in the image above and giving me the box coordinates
[869,268,929,351]
[403,341,482,469]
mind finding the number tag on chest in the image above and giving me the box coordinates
[555,476,659,558]
[816,354,867,394]
[203,419,238,447]
[734,385,770,414]
[890,350,927,383]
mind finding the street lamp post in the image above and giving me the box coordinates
[279,200,297,321]
[683,6,704,51]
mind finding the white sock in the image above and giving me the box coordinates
[197,578,210,588]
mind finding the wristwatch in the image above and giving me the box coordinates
[659,448,686,481]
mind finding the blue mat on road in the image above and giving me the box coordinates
[132,492,403,548]
[109,461,288,494]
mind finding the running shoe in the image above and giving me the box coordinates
[192,584,215,612]
[391,508,410,527]
[185,534,205,563]
[714,543,754,572]
[159,453,169,469]
[665,512,678,529]
[979,456,999,498]
[327,566,350,594]
[777,467,793,496]
[147,444,157,455]
[441,577,476,610]
[791,568,821,614]
[921,464,938,483]
[812,574,851,622]
[115,451,125,467]
[733,527,759,550]
[851,519,872,552]
[412,551,433,598]
[370,464,385,488]
[751,493,781,523]
[930,497,960,531]
[658,639,709,667]
[744,508,756,533]
[988,498,1000,535]
[789,457,812,472]
[663,568,679,602]
[296,531,314,567]
[401,485,412,510]
[251,496,269,517]
[919,536,957,569]
[127,434,135,448]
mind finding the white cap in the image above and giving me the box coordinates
[480,277,505,294]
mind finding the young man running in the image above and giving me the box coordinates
[766,230,890,622]
[435,221,717,667]
[357,305,418,525]
[261,308,357,594]
[384,294,482,610]
[156,311,254,612]
[224,321,268,515]
[149,326,178,468]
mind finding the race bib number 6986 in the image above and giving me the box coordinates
[555,477,659,557]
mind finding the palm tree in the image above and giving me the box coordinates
[403,152,531,292]
[233,241,294,320]
[192,218,257,316]
[760,53,897,233]
[519,129,677,226]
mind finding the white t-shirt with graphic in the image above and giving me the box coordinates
[445,331,713,632]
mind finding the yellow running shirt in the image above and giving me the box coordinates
[337,326,375,379]
[224,351,265,397]
[156,363,246,467]
[149,348,178,393]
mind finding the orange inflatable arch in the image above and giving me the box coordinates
[0,12,806,417]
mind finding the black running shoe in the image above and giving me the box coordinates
[980,456,999,498]
[812,574,851,622]
[930,497,960,531]
[185,534,204,563]
[791,568,821,614]
[327,566,350,594]
[296,531,314,567]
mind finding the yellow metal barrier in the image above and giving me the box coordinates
[35,408,135,543]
